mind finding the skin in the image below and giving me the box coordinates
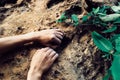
[27,47,59,80]
[0,29,64,54]
[0,29,64,80]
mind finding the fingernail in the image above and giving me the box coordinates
[45,47,50,49]
[56,53,59,57]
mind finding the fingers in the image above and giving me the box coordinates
[38,29,64,48]
[46,48,53,55]
[47,48,58,61]
[51,29,64,45]
[55,31,64,36]
[55,32,64,40]
[51,53,59,61]
[53,29,64,36]
[52,37,61,45]
[55,34,63,40]
[54,29,64,33]
[36,47,51,55]
[37,47,59,61]
[40,47,50,52]
[30,47,59,75]
[49,50,56,58]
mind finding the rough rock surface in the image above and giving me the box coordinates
[0,0,118,80]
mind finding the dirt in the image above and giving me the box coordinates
[0,0,118,80]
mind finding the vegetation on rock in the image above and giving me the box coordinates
[58,3,120,80]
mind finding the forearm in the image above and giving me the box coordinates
[27,70,42,80]
[0,29,64,55]
[0,34,35,54]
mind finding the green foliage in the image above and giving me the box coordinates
[115,38,120,52]
[85,5,120,80]
[93,7,100,14]
[82,15,89,22]
[114,18,120,24]
[57,13,67,23]
[103,70,111,80]
[57,13,79,26]
[82,6,120,34]
[57,5,120,80]
[92,31,114,53]
[118,2,120,6]
[110,54,120,80]
[82,13,91,22]
[71,14,79,26]
[111,6,120,13]
[92,31,120,80]
[99,14,120,22]
[102,25,117,33]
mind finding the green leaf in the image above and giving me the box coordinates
[114,18,120,24]
[99,14,120,22]
[111,34,120,41]
[110,34,120,45]
[57,13,67,23]
[102,25,117,33]
[71,14,78,22]
[92,31,114,53]
[110,54,120,80]
[71,14,79,26]
[110,34,120,52]
[98,13,106,16]
[99,22,108,27]
[82,15,89,22]
[93,7,100,14]
[115,37,120,52]
[111,6,120,13]
[118,2,120,6]
[99,6,109,14]
[103,70,111,80]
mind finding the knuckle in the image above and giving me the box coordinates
[51,34,55,39]
[59,40,62,43]
[45,53,49,58]
[52,51,56,55]
[56,54,58,57]
[56,53,58,55]
[45,47,50,49]
[36,49,42,52]
[53,50,56,53]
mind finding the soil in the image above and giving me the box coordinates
[0,0,119,80]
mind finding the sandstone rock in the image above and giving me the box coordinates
[0,0,114,80]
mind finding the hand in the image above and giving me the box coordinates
[28,29,64,48]
[27,47,58,80]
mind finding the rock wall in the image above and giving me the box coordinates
[0,0,118,80]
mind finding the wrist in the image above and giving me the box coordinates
[25,32,43,41]
[23,32,38,42]
[27,69,43,80]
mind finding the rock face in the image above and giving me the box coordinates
[42,34,106,80]
[0,0,117,80]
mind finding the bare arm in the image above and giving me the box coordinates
[27,48,59,80]
[0,29,64,55]
[0,34,34,54]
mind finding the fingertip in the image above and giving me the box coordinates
[56,53,59,57]
[51,53,59,61]
[56,32,64,37]
[36,49,42,52]
[50,45,58,49]
[42,47,50,51]
[55,33,63,40]
[54,53,59,58]
[52,37,61,45]
[55,29,63,32]
[46,47,51,49]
